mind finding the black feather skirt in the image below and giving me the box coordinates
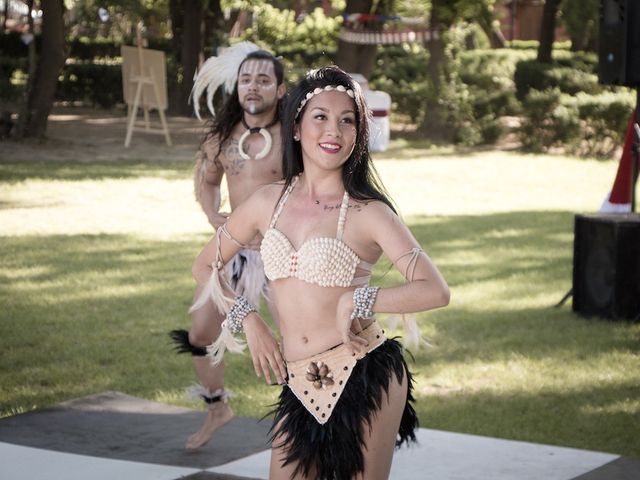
[268,338,418,480]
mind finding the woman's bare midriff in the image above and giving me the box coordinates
[269,278,373,361]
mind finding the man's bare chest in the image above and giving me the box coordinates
[220,136,282,177]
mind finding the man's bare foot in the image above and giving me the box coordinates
[185,402,234,449]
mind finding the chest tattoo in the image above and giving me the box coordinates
[223,139,247,176]
[323,202,365,212]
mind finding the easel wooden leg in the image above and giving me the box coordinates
[143,107,150,131]
[157,108,172,146]
[150,73,172,146]
[125,81,143,147]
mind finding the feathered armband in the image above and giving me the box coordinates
[189,225,255,365]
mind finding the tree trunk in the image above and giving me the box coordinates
[334,0,377,78]
[537,0,561,63]
[419,4,454,142]
[291,0,308,17]
[203,0,224,57]
[478,3,506,49]
[177,0,203,116]
[169,0,183,63]
[335,42,378,77]
[17,0,66,139]
[168,0,184,112]
[2,0,9,32]
[229,10,252,38]
[420,30,454,142]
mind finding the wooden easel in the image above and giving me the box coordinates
[122,24,172,147]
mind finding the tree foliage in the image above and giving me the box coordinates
[66,0,171,40]
[560,0,598,52]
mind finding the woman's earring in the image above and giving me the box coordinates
[293,135,300,141]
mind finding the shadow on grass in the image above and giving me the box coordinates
[409,210,573,284]
[416,381,640,457]
[0,160,193,183]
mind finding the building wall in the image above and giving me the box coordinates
[497,0,568,42]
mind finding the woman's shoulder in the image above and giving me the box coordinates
[231,181,286,231]
[350,197,396,219]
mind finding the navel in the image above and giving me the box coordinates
[301,336,309,344]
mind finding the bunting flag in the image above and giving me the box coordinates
[339,11,434,45]
[600,110,637,213]
[338,28,438,45]
[342,13,426,25]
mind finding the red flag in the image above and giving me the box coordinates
[600,111,636,212]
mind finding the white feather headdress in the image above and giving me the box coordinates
[190,41,261,120]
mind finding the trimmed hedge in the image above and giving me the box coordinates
[369,45,431,124]
[514,52,600,100]
[56,62,124,108]
[518,88,635,156]
[0,56,27,101]
[0,32,171,59]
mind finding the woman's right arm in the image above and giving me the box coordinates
[191,185,287,385]
[192,187,264,285]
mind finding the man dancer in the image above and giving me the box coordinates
[171,44,285,449]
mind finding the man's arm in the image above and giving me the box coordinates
[194,136,229,229]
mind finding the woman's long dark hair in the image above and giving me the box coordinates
[281,66,396,214]
[203,50,285,160]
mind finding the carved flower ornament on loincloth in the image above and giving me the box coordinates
[305,361,335,389]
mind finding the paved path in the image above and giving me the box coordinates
[0,392,637,480]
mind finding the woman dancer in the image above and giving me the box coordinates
[191,66,450,479]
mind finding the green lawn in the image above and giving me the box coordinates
[1,146,638,458]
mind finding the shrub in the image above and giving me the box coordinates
[243,6,338,72]
[56,61,124,108]
[508,40,571,50]
[518,88,580,152]
[459,48,534,90]
[573,91,636,157]
[514,59,601,100]
[477,114,504,144]
[0,32,171,60]
[0,32,38,58]
[0,56,27,101]
[518,88,635,155]
[369,44,431,124]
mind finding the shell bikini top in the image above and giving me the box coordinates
[260,176,373,288]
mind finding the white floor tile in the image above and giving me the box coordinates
[0,442,200,480]
[208,428,620,480]
[392,429,619,480]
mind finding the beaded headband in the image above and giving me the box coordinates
[295,85,356,119]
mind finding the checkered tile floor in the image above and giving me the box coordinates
[0,392,636,480]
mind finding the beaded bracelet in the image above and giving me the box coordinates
[224,296,257,334]
[350,286,380,320]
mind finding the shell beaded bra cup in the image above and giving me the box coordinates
[260,176,373,288]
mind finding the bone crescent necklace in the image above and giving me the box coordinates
[238,115,278,161]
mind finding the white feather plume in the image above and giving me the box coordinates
[384,313,433,351]
[189,264,235,315]
[206,325,246,366]
[186,384,233,402]
[190,41,261,120]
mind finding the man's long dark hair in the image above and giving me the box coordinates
[281,66,396,213]
[204,50,285,159]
